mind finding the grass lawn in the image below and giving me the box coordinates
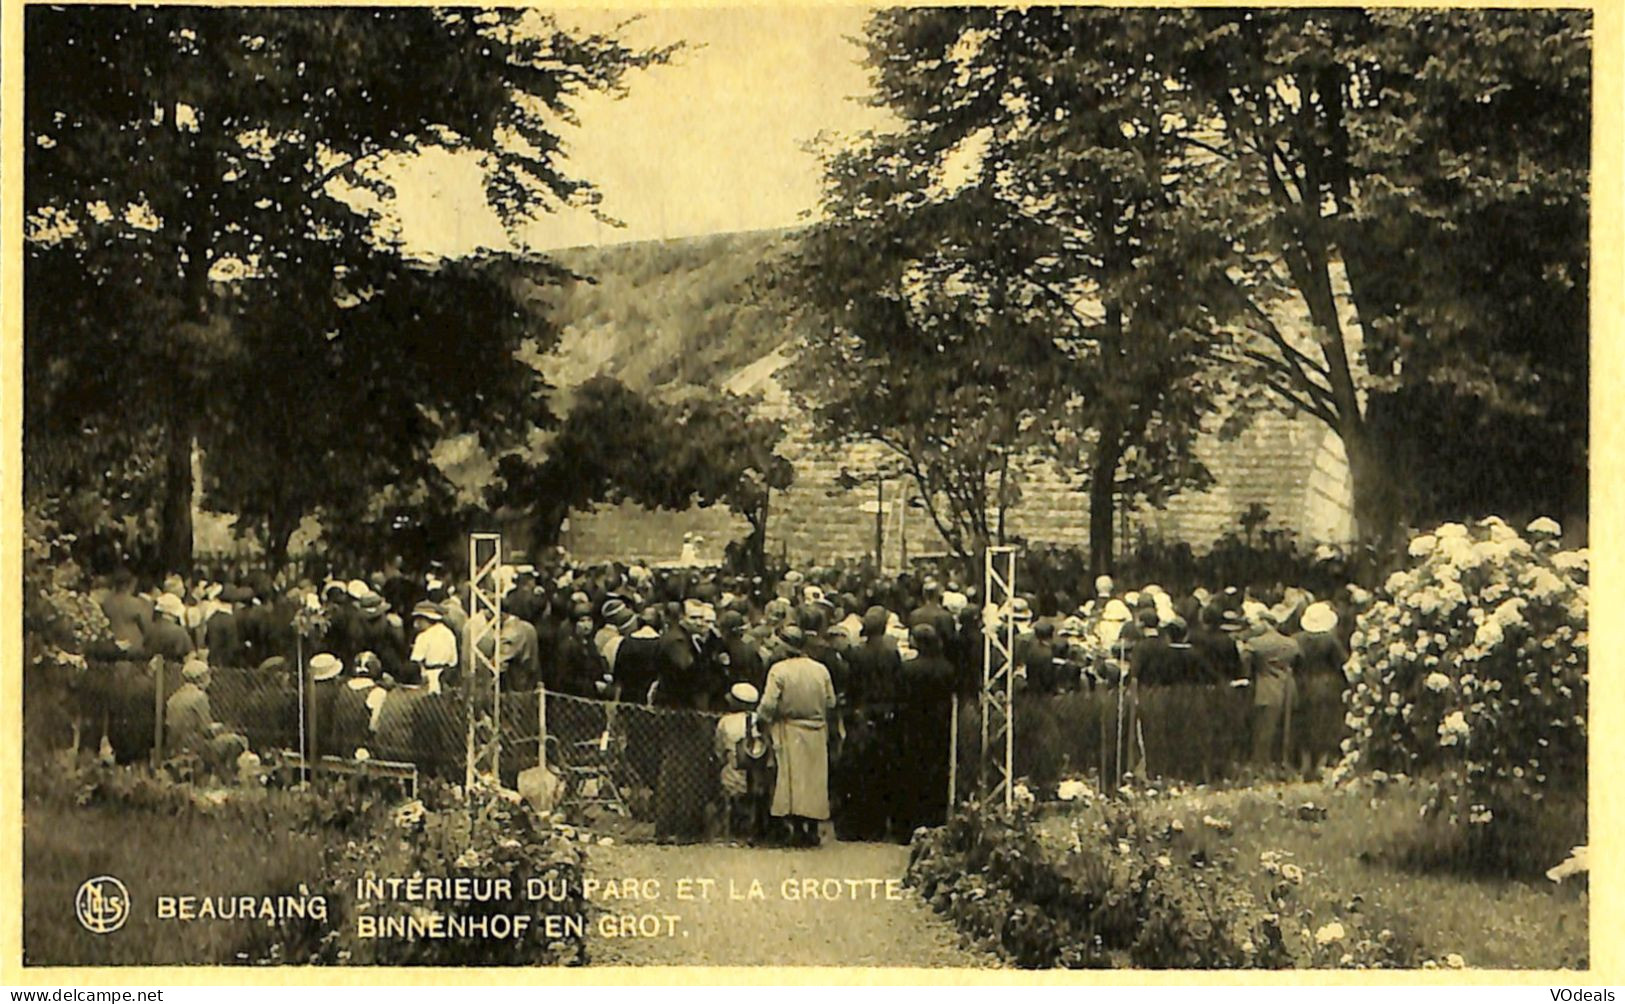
[23,791,327,967]
[1035,779,1587,970]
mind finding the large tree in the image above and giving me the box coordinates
[783,8,1231,572]
[24,6,670,571]
[1172,8,1589,555]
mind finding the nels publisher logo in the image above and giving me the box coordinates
[75,875,130,935]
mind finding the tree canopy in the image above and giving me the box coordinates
[784,7,1588,569]
[24,6,672,571]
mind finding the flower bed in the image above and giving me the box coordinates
[908,777,1587,969]
[907,794,1417,969]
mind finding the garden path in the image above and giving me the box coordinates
[584,839,996,967]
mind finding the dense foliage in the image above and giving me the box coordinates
[24,7,671,572]
[785,8,1588,571]
[907,798,1420,969]
[1339,518,1587,833]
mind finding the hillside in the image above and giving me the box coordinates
[536,227,804,400]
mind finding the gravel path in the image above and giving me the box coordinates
[585,839,997,968]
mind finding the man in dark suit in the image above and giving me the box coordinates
[908,580,955,647]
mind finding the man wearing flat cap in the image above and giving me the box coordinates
[1242,606,1301,768]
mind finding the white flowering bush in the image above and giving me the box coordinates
[1340,517,1587,830]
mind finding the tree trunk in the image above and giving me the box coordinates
[1342,422,1404,582]
[531,500,570,548]
[159,419,194,574]
[1088,432,1123,578]
[264,510,300,575]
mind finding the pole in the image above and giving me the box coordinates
[947,697,958,810]
[151,656,164,769]
[296,634,308,786]
[1003,558,1015,812]
[538,685,548,770]
[899,495,908,571]
[875,477,885,575]
[492,574,503,779]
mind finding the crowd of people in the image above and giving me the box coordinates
[91,551,1362,846]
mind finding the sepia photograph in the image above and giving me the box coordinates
[14,2,1593,976]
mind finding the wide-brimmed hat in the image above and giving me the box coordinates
[728,682,760,706]
[358,592,389,617]
[1010,597,1034,623]
[346,579,370,601]
[309,652,343,681]
[777,624,806,650]
[155,594,186,620]
[1100,599,1131,623]
[411,601,444,622]
[1300,602,1339,634]
[942,590,968,614]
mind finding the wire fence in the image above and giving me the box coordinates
[952,676,1349,798]
[62,657,1339,835]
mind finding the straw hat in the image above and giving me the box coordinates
[728,682,760,706]
[309,653,343,681]
[411,601,444,623]
[1301,602,1339,634]
[155,593,186,621]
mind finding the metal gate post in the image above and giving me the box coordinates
[467,533,504,784]
[980,545,1018,810]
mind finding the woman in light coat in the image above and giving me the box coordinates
[756,624,838,847]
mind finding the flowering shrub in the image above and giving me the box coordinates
[1340,517,1587,831]
[907,799,1419,969]
[318,784,589,966]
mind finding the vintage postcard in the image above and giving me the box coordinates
[3,0,1615,985]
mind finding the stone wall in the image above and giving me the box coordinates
[566,404,1355,567]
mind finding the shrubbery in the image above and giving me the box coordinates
[27,759,590,966]
[906,798,1419,969]
[1340,517,1587,835]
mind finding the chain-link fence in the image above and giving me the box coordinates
[68,659,963,843]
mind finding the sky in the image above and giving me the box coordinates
[381,7,895,256]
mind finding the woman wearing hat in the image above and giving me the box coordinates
[1294,601,1349,773]
[714,683,770,841]
[896,623,956,838]
[147,593,196,661]
[756,624,838,847]
[408,601,457,691]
